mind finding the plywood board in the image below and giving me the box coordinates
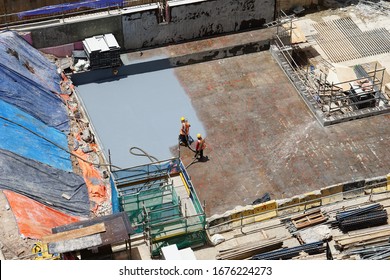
[283,23,307,44]
[42,223,106,243]
[48,234,103,254]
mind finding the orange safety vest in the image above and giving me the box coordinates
[185,122,191,134]
[180,121,190,135]
[180,122,186,135]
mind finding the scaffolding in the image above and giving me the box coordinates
[316,64,387,115]
[266,11,390,126]
[111,158,206,257]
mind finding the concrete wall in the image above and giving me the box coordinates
[123,0,274,50]
[28,0,274,51]
[30,15,123,49]
[278,0,318,12]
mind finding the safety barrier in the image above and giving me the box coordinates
[388,174,390,191]
[0,0,159,27]
[207,174,390,235]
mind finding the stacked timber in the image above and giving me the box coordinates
[216,239,283,260]
[334,225,390,251]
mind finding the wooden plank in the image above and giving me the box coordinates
[291,209,321,220]
[48,234,103,254]
[334,226,390,241]
[52,212,133,239]
[42,223,106,243]
[336,229,390,246]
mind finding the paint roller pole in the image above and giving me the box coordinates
[178,138,181,158]
[108,149,112,172]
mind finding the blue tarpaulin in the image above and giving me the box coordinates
[0,148,90,217]
[0,31,69,132]
[18,0,124,18]
[0,99,72,172]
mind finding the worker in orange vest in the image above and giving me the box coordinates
[195,133,206,160]
[179,117,191,146]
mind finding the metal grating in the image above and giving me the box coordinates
[313,17,390,62]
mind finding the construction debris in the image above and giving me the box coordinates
[298,225,332,244]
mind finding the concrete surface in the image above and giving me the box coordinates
[75,64,206,168]
[123,0,274,49]
[77,18,390,218]
[163,29,390,217]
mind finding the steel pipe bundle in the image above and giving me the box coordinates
[251,241,325,260]
[347,244,390,260]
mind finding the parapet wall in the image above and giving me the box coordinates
[122,0,274,50]
[29,0,274,51]
[207,173,390,234]
[31,15,123,49]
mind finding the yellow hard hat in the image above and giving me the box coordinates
[197,133,202,139]
[181,117,185,121]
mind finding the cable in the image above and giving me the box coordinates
[129,147,159,163]
[0,115,121,170]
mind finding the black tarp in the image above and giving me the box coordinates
[0,148,90,217]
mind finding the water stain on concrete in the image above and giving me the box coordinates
[76,61,206,168]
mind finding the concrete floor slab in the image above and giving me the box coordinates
[169,40,390,217]
[75,67,206,168]
[77,7,390,219]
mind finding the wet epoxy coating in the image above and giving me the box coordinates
[76,64,206,168]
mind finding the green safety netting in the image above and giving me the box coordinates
[112,158,206,256]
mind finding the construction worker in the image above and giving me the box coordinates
[195,133,206,160]
[179,117,191,146]
[186,119,194,145]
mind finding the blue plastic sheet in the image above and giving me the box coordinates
[0,99,72,172]
[0,31,69,132]
[110,176,120,213]
[18,0,124,18]
[0,148,90,217]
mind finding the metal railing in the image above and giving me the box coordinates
[207,178,390,235]
[0,0,163,28]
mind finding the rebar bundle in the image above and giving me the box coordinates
[347,243,390,260]
[251,241,325,260]
[335,204,388,232]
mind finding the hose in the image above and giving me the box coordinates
[185,156,198,169]
[129,147,159,163]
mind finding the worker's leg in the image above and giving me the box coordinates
[179,135,187,146]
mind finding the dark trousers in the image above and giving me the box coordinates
[179,134,188,146]
[196,149,204,159]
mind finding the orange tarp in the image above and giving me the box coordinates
[61,72,110,213]
[73,142,109,209]
[3,190,81,240]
